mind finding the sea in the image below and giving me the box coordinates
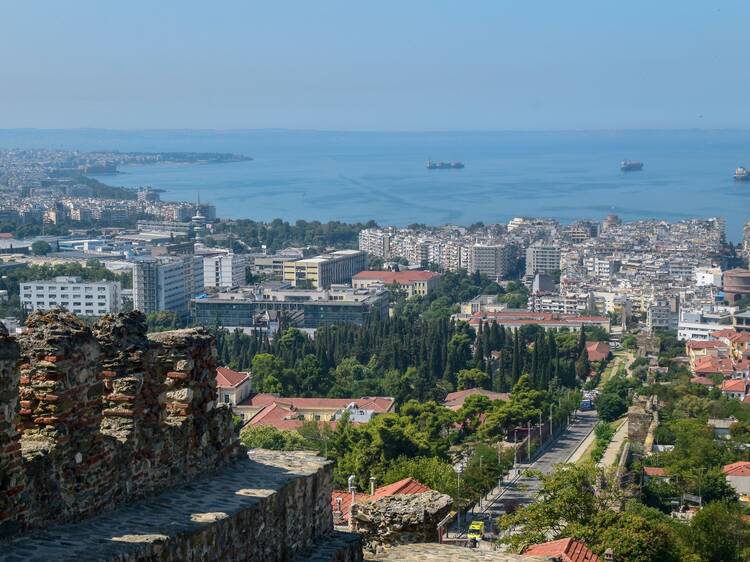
[1,128,749,241]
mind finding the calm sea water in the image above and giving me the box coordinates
[1,129,749,240]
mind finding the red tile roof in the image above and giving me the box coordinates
[353,270,441,283]
[370,477,432,500]
[586,341,611,362]
[690,376,715,386]
[216,366,250,388]
[442,388,510,410]
[724,461,750,477]
[721,379,748,393]
[248,403,304,431]
[238,393,394,413]
[524,538,600,562]
[332,478,434,523]
[694,356,735,375]
[644,466,668,477]
[687,340,728,350]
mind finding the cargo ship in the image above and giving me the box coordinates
[620,160,643,172]
[734,167,750,181]
[426,160,464,170]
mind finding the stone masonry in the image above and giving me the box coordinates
[0,310,362,561]
[350,491,453,554]
[2,310,242,532]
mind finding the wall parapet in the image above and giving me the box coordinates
[2,449,361,561]
[1,310,242,534]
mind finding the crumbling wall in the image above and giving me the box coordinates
[1,310,241,532]
[350,491,453,554]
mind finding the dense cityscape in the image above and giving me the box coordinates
[2,146,750,560]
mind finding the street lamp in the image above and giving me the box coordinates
[457,464,464,533]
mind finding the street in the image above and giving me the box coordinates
[465,409,599,537]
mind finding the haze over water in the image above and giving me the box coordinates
[1,128,749,241]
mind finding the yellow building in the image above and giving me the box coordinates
[283,250,366,288]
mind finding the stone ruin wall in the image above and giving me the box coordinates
[0,309,241,534]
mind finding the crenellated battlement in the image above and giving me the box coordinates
[0,309,242,535]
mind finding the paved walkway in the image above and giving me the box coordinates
[598,418,628,467]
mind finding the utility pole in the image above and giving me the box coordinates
[457,465,463,534]
[539,411,543,446]
[527,420,531,460]
[550,405,554,438]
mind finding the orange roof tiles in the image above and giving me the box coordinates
[724,461,750,477]
[586,341,611,362]
[721,379,747,393]
[690,376,715,386]
[216,366,250,388]
[239,393,394,413]
[644,467,668,477]
[524,538,600,562]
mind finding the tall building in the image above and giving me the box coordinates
[358,228,392,258]
[203,253,246,289]
[132,256,203,317]
[525,241,561,278]
[468,243,511,280]
[20,276,121,317]
[282,250,367,289]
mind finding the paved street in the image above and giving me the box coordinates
[467,409,599,536]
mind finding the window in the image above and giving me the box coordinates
[223,393,230,404]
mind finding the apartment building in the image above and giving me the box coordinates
[282,250,366,288]
[132,255,203,317]
[525,241,561,278]
[468,243,512,280]
[20,276,121,317]
[203,252,246,289]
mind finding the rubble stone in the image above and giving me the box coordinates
[351,491,453,553]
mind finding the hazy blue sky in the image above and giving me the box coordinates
[3,1,749,131]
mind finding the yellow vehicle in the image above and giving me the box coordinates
[467,520,485,540]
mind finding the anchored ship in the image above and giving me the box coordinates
[735,167,750,181]
[620,160,643,172]
[426,160,464,170]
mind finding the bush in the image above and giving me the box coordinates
[595,392,628,422]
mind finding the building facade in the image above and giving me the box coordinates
[20,276,121,317]
[132,256,203,317]
[525,241,561,278]
[203,252,246,289]
[282,250,367,288]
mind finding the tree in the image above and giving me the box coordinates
[251,353,284,393]
[31,240,52,256]
[498,463,624,553]
[595,393,627,422]
[380,456,458,499]
[240,425,309,450]
[457,368,489,390]
[689,501,750,562]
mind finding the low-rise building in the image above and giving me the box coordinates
[216,366,252,408]
[192,284,388,330]
[20,276,121,317]
[351,270,441,297]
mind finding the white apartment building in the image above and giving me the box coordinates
[132,256,203,317]
[203,253,246,289]
[21,276,121,317]
[677,307,735,341]
[646,297,679,334]
[695,266,722,287]
[528,291,594,316]
[525,241,561,278]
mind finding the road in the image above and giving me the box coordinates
[467,409,599,535]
